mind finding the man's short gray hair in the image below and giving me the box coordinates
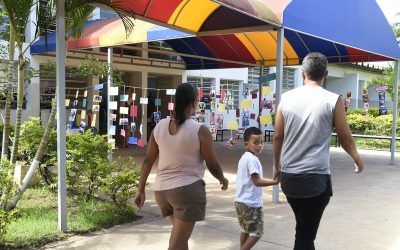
[301,52,328,81]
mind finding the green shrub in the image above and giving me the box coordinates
[17,117,57,166]
[66,131,112,199]
[0,160,17,243]
[101,157,139,208]
[346,114,374,134]
[347,109,365,116]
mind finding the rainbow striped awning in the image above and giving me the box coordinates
[31,0,400,69]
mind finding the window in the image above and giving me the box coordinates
[282,68,296,92]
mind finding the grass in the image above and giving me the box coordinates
[1,187,138,249]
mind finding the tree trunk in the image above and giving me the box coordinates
[1,30,15,160]
[6,97,57,210]
[9,52,25,165]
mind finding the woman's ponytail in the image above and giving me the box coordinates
[173,83,197,126]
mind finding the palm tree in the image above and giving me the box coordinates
[5,0,135,210]
[370,63,399,107]
[1,28,15,159]
[0,0,35,165]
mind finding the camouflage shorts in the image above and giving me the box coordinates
[235,202,264,237]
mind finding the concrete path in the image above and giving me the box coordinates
[42,143,400,250]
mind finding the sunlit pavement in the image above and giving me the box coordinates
[43,143,400,250]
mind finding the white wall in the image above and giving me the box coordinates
[184,68,248,82]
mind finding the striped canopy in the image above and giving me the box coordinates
[105,0,284,34]
[32,0,400,69]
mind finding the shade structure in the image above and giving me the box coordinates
[103,0,282,35]
[32,0,400,69]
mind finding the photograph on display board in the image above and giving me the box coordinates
[261,98,273,109]
[344,99,351,107]
[209,126,217,140]
[215,114,223,129]
[210,112,215,125]
[378,91,385,100]
[195,111,205,123]
[379,108,388,115]
[379,100,386,109]
[152,111,161,123]
[119,118,129,126]
[131,122,136,133]
[92,104,100,112]
[241,111,250,128]
[197,102,205,110]
[69,109,77,122]
[242,86,249,96]
[110,113,117,121]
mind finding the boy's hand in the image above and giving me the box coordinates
[273,168,281,182]
[220,177,229,191]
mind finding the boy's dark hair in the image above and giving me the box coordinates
[243,127,262,142]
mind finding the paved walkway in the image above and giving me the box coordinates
[43,143,400,250]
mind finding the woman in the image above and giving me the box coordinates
[134,83,229,250]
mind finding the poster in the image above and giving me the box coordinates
[241,111,250,128]
[215,114,224,129]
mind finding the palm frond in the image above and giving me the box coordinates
[79,0,136,36]
[1,0,36,46]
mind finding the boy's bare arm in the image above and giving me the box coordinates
[251,173,279,187]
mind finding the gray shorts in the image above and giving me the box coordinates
[235,202,264,238]
[154,179,206,221]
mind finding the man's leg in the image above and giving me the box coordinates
[287,190,330,250]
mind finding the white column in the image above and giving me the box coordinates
[26,59,40,118]
[272,28,284,204]
[107,47,113,162]
[141,71,148,144]
[390,61,399,164]
[56,0,67,232]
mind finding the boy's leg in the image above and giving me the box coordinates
[241,236,260,250]
[168,216,196,250]
[240,232,249,246]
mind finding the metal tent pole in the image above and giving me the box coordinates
[258,66,263,130]
[56,0,67,232]
[390,61,399,165]
[107,47,113,162]
[272,27,284,203]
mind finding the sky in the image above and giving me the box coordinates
[376,0,400,24]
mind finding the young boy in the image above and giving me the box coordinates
[235,127,279,250]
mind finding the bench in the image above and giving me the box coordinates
[264,129,274,142]
[215,128,245,141]
[215,129,230,141]
[331,133,400,148]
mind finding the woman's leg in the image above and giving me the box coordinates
[168,216,196,250]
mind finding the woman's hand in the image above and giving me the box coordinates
[134,191,145,209]
[220,177,229,191]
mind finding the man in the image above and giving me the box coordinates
[273,52,364,250]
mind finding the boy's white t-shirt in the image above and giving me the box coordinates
[234,151,263,208]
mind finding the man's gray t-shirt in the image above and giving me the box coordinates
[278,85,338,198]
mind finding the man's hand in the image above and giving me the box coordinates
[354,157,364,173]
[273,167,281,182]
[220,177,229,191]
[134,191,145,209]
